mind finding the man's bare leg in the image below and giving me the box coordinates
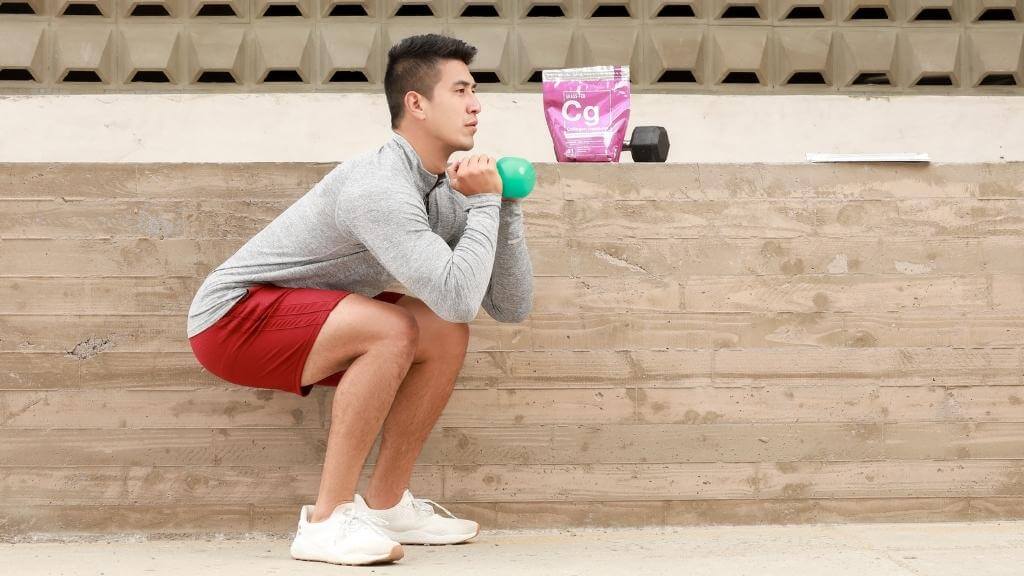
[363,296,470,510]
[303,295,421,523]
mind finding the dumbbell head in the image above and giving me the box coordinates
[623,126,670,163]
[496,156,536,199]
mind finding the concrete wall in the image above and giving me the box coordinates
[1,161,1023,536]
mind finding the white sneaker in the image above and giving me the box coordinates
[355,490,480,545]
[289,502,404,565]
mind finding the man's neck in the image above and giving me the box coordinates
[393,128,451,176]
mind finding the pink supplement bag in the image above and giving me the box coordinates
[541,66,631,163]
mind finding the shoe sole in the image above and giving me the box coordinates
[291,543,404,565]
[392,527,480,546]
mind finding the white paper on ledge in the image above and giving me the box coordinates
[806,153,931,163]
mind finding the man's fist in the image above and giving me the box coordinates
[447,155,502,198]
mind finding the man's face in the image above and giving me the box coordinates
[417,59,480,152]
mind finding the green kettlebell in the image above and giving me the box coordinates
[496,156,536,200]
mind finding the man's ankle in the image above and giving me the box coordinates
[363,492,402,511]
[310,500,352,523]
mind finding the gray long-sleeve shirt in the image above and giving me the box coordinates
[185,131,533,338]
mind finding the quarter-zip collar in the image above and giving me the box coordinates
[388,130,448,197]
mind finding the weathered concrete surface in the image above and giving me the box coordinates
[2,161,1022,534]
[1,522,1022,576]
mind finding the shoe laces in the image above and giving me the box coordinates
[336,507,391,538]
[411,497,458,519]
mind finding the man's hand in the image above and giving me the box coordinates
[447,155,503,198]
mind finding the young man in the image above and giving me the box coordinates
[186,34,533,566]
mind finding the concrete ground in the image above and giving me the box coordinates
[1,521,1021,576]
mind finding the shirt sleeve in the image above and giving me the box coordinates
[481,200,534,323]
[336,179,502,323]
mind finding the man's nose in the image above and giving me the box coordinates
[468,95,481,114]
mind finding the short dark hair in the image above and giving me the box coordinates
[385,34,477,129]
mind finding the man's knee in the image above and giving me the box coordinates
[427,305,469,345]
[400,298,470,361]
[371,306,419,359]
[444,320,470,344]
[425,320,469,367]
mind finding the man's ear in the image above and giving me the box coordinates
[404,91,427,121]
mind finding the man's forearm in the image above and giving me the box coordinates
[481,200,533,322]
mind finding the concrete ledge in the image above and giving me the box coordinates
[1,93,1024,163]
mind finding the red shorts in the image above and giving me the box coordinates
[189,283,404,397]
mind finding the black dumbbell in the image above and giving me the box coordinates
[623,126,670,163]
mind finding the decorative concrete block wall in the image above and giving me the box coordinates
[0,0,1022,93]
[1,162,1023,536]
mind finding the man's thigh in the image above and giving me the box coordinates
[300,291,413,387]
[301,294,470,388]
